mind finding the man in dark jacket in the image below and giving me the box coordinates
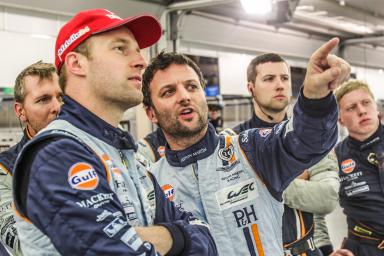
[335,80,384,256]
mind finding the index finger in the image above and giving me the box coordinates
[312,37,340,62]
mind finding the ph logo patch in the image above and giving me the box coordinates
[162,184,175,201]
[341,159,356,174]
[68,162,99,190]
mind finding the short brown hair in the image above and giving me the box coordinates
[247,53,288,83]
[58,39,92,93]
[142,51,205,108]
[334,80,374,106]
[14,61,56,103]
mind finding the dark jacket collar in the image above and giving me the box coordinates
[248,113,285,128]
[164,123,219,167]
[348,124,383,150]
[57,96,137,150]
[234,112,288,133]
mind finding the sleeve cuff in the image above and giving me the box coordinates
[157,223,188,256]
[298,87,336,118]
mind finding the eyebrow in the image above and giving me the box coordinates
[110,38,129,45]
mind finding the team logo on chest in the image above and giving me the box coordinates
[218,145,234,162]
[68,162,99,190]
[367,153,378,166]
[341,159,356,174]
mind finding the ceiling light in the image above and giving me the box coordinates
[339,0,346,6]
[241,0,272,15]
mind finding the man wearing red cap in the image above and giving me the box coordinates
[12,9,217,256]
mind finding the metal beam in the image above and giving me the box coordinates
[167,0,237,11]
[341,35,384,46]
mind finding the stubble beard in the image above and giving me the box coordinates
[154,106,209,139]
[259,99,289,114]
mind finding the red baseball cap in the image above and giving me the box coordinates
[55,9,162,73]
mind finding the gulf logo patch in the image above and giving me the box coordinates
[341,159,356,174]
[157,146,165,158]
[68,162,99,190]
[162,184,175,201]
[101,154,113,168]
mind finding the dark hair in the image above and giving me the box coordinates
[247,53,288,83]
[142,51,205,108]
[14,61,56,103]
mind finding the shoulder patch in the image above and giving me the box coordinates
[68,162,99,190]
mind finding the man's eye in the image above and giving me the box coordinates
[114,46,125,53]
[38,97,49,103]
[188,84,198,90]
[162,90,174,96]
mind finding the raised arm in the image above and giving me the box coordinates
[303,37,350,99]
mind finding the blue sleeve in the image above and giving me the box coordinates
[24,138,159,256]
[240,91,338,200]
[150,172,217,256]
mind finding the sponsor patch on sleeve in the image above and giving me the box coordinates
[68,162,99,190]
[120,227,144,251]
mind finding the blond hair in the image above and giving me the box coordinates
[14,61,56,103]
[334,80,374,106]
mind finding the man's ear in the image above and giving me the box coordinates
[247,82,254,95]
[14,102,26,122]
[65,52,87,76]
[145,106,158,124]
[338,117,344,127]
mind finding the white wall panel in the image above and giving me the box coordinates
[0,31,55,87]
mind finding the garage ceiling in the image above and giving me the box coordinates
[143,0,384,47]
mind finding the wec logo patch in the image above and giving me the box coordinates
[68,162,99,190]
[341,159,356,174]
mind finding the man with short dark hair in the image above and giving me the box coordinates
[334,80,384,256]
[12,9,216,256]
[141,38,350,255]
[0,61,62,255]
[229,53,339,256]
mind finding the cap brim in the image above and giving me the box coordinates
[94,15,162,49]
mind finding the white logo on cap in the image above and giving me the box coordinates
[57,26,90,60]
[106,13,122,20]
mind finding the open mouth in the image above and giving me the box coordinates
[180,108,194,119]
